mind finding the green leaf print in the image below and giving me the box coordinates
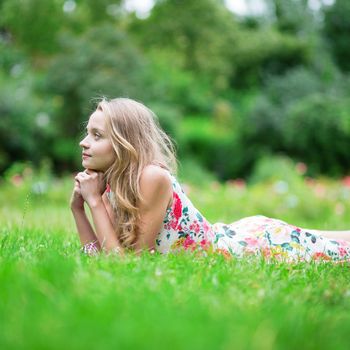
[214,233,224,244]
[291,235,300,244]
[179,231,187,238]
[196,213,203,222]
[223,226,236,238]
[281,243,292,251]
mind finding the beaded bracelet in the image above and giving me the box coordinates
[81,240,100,256]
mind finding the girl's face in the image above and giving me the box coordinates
[79,110,116,172]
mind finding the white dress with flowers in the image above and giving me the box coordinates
[155,172,350,262]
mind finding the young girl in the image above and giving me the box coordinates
[70,97,350,262]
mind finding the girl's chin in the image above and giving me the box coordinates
[82,162,103,172]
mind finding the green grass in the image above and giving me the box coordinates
[1,173,350,349]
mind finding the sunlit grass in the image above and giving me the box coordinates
[1,172,350,349]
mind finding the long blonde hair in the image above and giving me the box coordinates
[97,97,178,249]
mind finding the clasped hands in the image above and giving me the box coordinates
[73,169,106,208]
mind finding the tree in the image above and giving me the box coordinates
[129,0,237,91]
[0,0,64,54]
[45,24,148,170]
[323,0,350,72]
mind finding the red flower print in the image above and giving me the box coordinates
[189,221,200,234]
[183,235,196,250]
[312,252,331,261]
[170,221,178,230]
[173,193,182,220]
[200,239,210,250]
[339,247,348,257]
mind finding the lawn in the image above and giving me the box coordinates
[1,169,350,350]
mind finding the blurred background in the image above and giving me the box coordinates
[1,0,350,183]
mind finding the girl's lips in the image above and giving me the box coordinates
[82,154,91,159]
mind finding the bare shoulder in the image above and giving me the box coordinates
[139,164,172,206]
[139,164,172,192]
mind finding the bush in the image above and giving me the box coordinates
[284,94,350,175]
[45,24,148,172]
[0,65,56,174]
[178,116,255,181]
[248,154,304,185]
[244,67,350,177]
[323,0,350,72]
[230,29,311,88]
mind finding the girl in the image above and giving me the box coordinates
[70,97,350,262]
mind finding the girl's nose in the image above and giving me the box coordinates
[79,136,89,149]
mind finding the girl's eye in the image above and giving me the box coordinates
[94,133,101,139]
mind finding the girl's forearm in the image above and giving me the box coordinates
[88,198,124,255]
[71,207,101,250]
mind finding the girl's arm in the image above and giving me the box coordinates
[75,171,124,255]
[87,196,124,255]
[102,192,116,224]
[71,191,117,255]
[71,207,101,252]
[133,166,173,254]
[70,179,101,253]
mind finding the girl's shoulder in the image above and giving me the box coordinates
[140,164,172,187]
[140,164,174,210]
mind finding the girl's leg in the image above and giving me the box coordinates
[300,228,350,242]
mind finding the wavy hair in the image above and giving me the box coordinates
[96,97,178,249]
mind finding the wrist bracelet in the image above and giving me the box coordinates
[81,240,99,256]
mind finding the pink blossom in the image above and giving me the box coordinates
[11,174,23,187]
[227,178,246,189]
[305,177,315,187]
[342,176,350,188]
[295,162,307,175]
[314,184,326,198]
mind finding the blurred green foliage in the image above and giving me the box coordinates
[323,0,350,72]
[1,0,350,180]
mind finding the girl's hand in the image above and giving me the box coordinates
[70,179,85,211]
[75,170,106,207]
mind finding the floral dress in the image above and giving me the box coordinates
[155,172,350,263]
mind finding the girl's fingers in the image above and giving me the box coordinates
[75,173,87,182]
